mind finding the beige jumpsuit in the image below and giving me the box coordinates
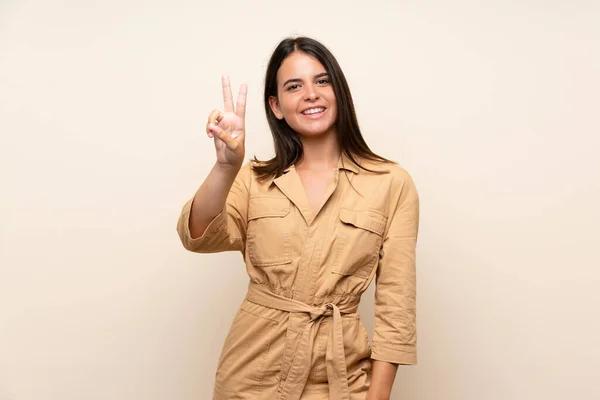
[177,154,419,399]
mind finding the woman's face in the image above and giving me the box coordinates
[269,52,337,139]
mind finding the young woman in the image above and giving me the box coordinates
[177,36,419,400]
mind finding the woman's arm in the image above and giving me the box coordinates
[189,163,240,239]
[369,167,420,397]
[188,75,248,238]
[366,360,398,400]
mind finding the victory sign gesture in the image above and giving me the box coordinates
[206,75,248,169]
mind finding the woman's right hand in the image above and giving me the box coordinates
[206,75,248,170]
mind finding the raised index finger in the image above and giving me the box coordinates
[236,83,248,121]
[222,74,234,113]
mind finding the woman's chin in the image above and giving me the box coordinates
[296,129,336,140]
[293,123,337,139]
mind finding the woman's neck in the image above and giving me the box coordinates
[296,131,341,172]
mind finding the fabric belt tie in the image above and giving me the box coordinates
[245,282,359,400]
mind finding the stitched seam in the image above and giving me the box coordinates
[253,320,275,394]
[278,320,293,387]
[239,306,281,323]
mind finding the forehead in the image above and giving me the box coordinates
[277,52,327,80]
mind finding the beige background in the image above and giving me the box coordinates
[1,1,599,399]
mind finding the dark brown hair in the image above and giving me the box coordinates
[253,36,392,180]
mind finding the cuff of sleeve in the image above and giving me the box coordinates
[371,341,417,365]
[178,198,228,251]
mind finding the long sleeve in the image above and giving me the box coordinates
[372,169,420,365]
[176,163,251,254]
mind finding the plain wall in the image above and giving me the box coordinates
[1,1,599,399]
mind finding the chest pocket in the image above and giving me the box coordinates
[332,208,387,279]
[246,197,292,267]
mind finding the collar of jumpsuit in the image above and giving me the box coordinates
[264,153,362,227]
[265,152,360,187]
[245,282,359,400]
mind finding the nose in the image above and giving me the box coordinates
[304,84,319,101]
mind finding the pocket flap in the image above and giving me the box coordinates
[339,208,386,236]
[248,197,290,220]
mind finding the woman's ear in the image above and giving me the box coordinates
[268,96,284,120]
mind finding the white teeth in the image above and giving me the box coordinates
[302,107,325,115]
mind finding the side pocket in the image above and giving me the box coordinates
[359,320,372,354]
[343,317,373,374]
[214,304,282,394]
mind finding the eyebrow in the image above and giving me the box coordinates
[282,72,329,88]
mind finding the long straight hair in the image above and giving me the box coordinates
[253,36,392,181]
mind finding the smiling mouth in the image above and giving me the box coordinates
[301,107,326,115]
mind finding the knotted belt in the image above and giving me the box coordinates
[245,282,360,400]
